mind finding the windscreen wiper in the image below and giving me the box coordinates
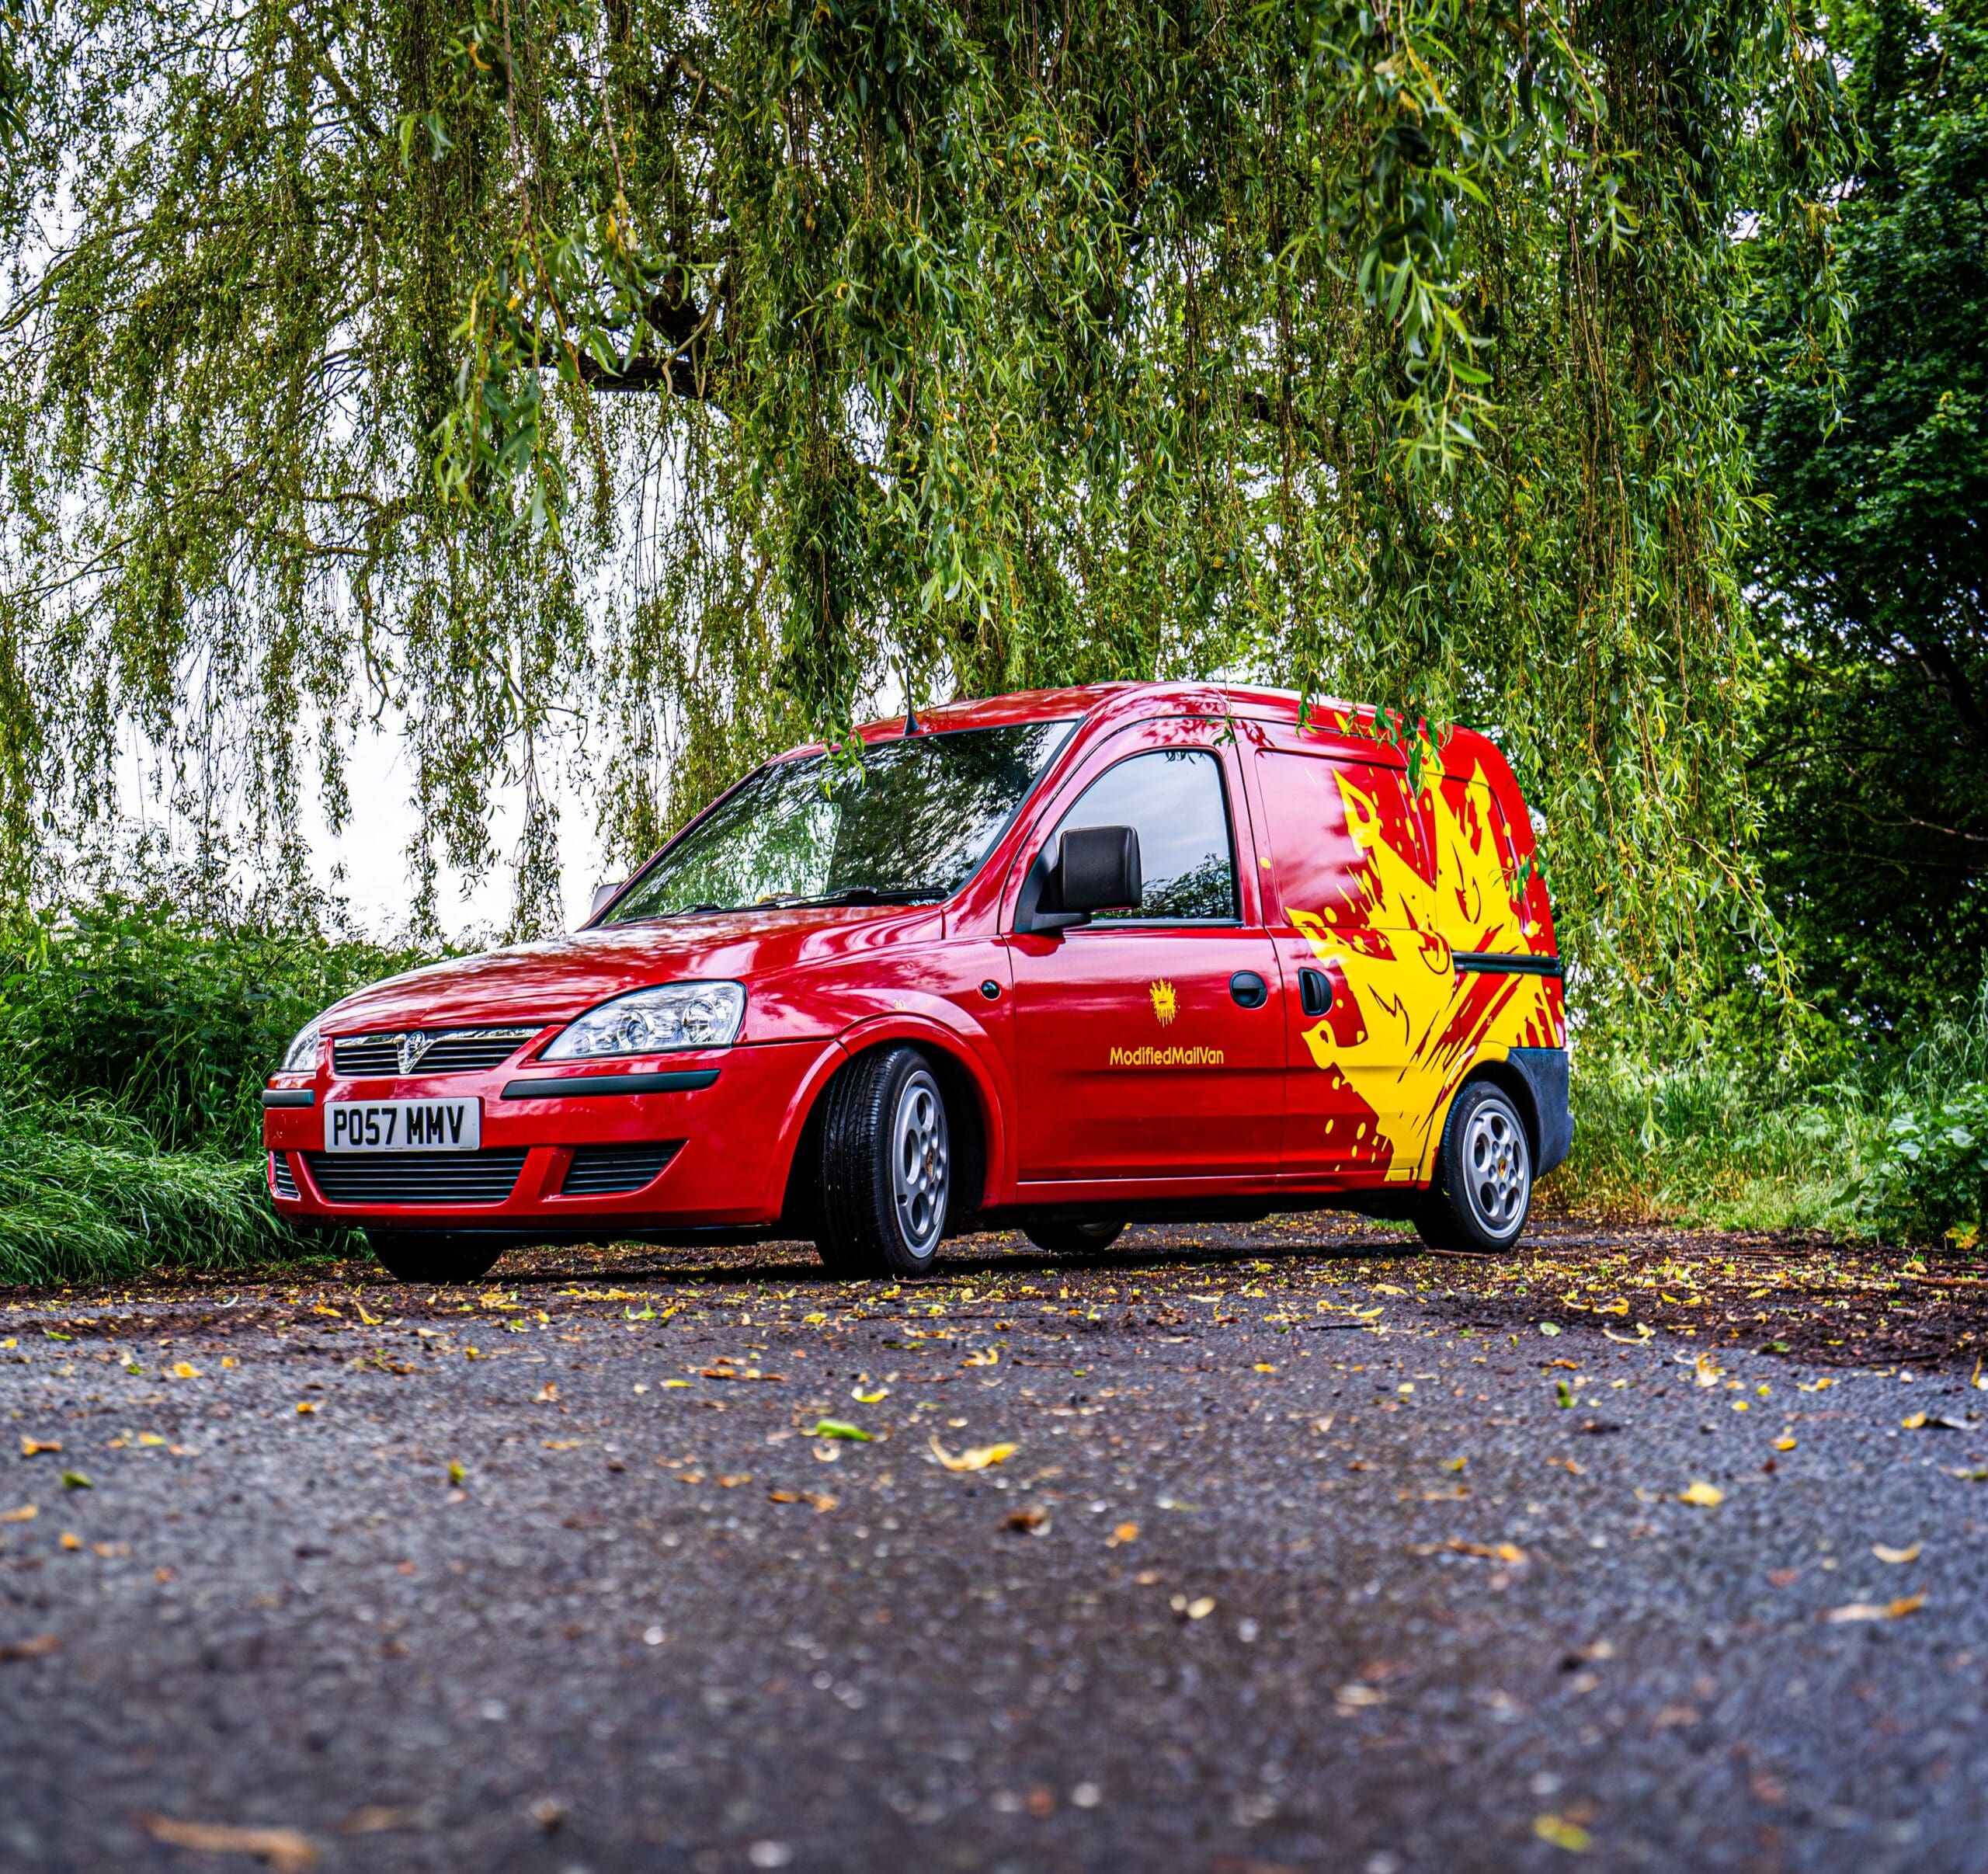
[756,888,946,908]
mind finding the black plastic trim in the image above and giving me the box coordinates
[1453,951,1563,978]
[499,1069,721,1100]
[262,1088,316,1108]
[1506,1046,1573,1176]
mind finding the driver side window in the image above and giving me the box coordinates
[1051,749,1239,922]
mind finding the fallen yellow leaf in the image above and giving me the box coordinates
[1534,1813,1593,1852]
[139,1817,316,1872]
[1105,1521,1138,1547]
[1822,1593,1924,1623]
[929,1436,1017,1472]
[1903,1411,1929,1430]
[1772,1436,1796,1452]
[170,1362,202,1380]
[768,1489,836,1511]
[1678,1480,1725,1507]
[1872,1541,1922,1565]
[0,1504,36,1523]
[19,1439,59,1457]
[295,1401,318,1415]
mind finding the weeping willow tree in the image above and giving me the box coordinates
[0,0,1846,1024]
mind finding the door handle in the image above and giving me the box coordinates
[1298,967,1333,1017]
[1229,971,1269,1009]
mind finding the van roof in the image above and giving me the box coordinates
[852,681,1507,779]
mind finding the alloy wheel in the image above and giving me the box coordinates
[1461,1097,1529,1237]
[890,1069,950,1256]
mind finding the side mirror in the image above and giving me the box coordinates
[1058,826,1142,913]
[1015,826,1142,934]
[588,881,624,922]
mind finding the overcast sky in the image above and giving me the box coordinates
[301,719,608,940]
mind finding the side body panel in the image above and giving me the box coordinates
[1002,716,1286,1196]
[1246,717,1565,1188]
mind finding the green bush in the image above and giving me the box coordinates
[1861,1087,1988,1247]
[1854,981,1988,1246]
[1549,1052,1884,1234]
[0,898,420,1284]
[0,899,425,1153]
[0,1098,329,1285]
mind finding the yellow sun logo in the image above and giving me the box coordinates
[1149,979,1178,1027]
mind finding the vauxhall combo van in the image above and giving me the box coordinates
[263,683,1569,1281]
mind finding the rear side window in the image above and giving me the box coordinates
[1051,749,1239,922]
[1256,751,1429,928]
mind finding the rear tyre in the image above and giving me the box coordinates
[1414,1080,1533,1255]
[366,1230,507,1285]
[815,1046,953,1278]
[1024,1219,1126,1255]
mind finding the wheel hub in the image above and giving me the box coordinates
[1462,1100,1528,1235]
[890,1073,950,1256]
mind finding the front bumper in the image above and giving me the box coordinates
[261,1039,833,1233]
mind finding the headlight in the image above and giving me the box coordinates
[280,1018,323,1073]
[541,982,746,1061]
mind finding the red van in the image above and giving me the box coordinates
[263,684,1568,1281]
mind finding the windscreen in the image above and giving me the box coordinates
[604,720,1076,922]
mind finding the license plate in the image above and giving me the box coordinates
[324,1098,481,1153]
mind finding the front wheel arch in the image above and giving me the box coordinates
[780,1038,989,1247]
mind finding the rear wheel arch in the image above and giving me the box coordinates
[1416,1072,1536,1254]
[1444,1057,1541,1173]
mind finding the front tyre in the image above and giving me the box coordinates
[816,1046,954,1278]
[1415,1080,1533,1255]
[366,1230,507,1285]
[1024,1219,1126,1255]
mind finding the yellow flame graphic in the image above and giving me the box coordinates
[1288,757,1562,1180]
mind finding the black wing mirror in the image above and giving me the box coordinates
[1015,826,1142,933]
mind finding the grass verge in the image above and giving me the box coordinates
[0,1101,335,1287]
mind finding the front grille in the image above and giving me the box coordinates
[332,1027,539,1079]
[303,1149,529,1206]
[560,1142,681,1198]
[269,1151,298,1198]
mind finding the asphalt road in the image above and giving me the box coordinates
[3,1217,1986,1874]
